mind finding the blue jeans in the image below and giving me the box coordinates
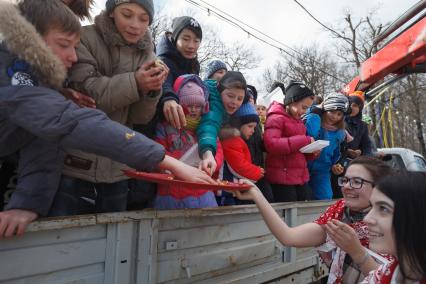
[49,176,128,216]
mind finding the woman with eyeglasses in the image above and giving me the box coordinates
[360,172,426,284]
[235,156,393,284]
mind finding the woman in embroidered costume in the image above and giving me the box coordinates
[235,156,393,284]
[361,172,426,284]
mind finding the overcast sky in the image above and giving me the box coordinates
[89,0,420,91]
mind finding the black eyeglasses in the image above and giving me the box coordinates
[337,176,374,190]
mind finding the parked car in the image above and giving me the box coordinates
[377,147,426,172]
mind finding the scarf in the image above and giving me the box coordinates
[316,201,370,284]
[185,117,201,131]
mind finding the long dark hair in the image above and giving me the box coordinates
[66,0,94,20]
[376,172,426,281]
[348,156,393,183]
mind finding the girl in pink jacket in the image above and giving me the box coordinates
[264,81,315,202]
[154,74,223,209]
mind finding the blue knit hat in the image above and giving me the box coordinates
[106,0,154,24]
[231,103,260,128]
[204,60,227,80]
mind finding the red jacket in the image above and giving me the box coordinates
[222,136,262,181]
[264,102,312,185]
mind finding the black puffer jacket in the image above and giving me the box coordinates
[345,115,372,155]
[156,33,200,106]
[246,124,265,167]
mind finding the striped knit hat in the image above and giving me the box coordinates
[323,93,349,113]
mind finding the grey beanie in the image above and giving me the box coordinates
[204,60,227,80]
[106,0,154,25]
[323,93,349,113]
[171,16,202,44]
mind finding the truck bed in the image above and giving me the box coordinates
[0,201,332,284]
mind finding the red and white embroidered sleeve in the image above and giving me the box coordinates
[314,199,346,225]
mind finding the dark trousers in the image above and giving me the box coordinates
[0,159,17,210]
[49,177,158,216]
[0,136,63,216]
[127,180,156,210]
[49,176,129,216]
[271,183,312,202]
[331,173,343,199]
[257,177,274,202]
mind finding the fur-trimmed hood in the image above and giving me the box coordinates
[219,127,240,141]
[94,11,154,53]
[0,1,67,90]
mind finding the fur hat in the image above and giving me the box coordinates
[323,93,349,113]
[171,16,202,44]
[284,80,314,105]
[173,74,209,113]
[231,102,260,128]
[204,59,227,79]
[106,0,154,24]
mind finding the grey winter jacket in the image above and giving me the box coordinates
[0,1,68,215]
[0,86,166,214]
[64,12,162,183]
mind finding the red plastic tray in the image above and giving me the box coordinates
[123,170,251,191]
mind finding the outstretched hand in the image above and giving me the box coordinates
[199,151,217,176]
[324,219,362,255]
[173,162,217,185]
[0,209,38,238]
[159,155,216,184]
[163,100,186,130]
[62,88,96,108]
[234,179,262,201]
